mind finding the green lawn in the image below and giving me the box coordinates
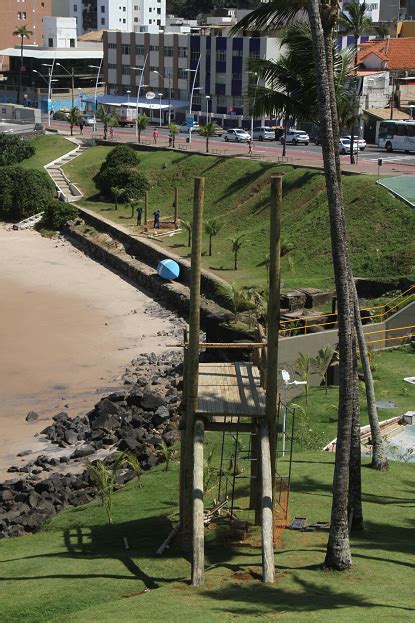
[19,135,74,170]
[62,146,415,291]
[1,347,414,622]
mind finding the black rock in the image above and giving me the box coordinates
[91,412,120,432]
[95,398,120,417]
[126,385,144,407]
[118,437,139,452]
[0,490,14,503]
[107,391,127,402]
[71,445,96,459]
[141,390,167,411]
[64,430,78,445]
[153,405,170,426]
[163,430,180,446]
[52,411,69,423]
[25,411,39,423]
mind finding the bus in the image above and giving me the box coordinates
[377,119,415,152]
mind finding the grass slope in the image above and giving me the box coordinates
[1,452,413,623]
[19,135,74,170]
[63,147,415,290]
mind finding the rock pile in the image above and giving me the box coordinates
[0,351,183,539]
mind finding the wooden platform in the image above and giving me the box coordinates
[196,362,266,420]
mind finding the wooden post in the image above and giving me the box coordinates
[179,327,189,528]
[192,418,205,586]
[180,177,204,553]
[260,418,274,583]
[174,186,179,224]
[266,175,282,491]
[250,428,261,525]
[144,191,149,226]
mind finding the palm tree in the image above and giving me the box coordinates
[198,121,218,153]
[111,186,125,211]
[86,452,142,525]
[204,217,222,256]
[181,219,192,247]
[230,234,245,270]
[168,122,179,148]
[295,352,312,403]
[338,1,374,163]
[216,282,255,322]
[136,114,148,143]
[13,25,32,105]
[97,105,118,140]
[311,345,336,394]
[68,106,82,136]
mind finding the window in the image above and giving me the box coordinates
[249,51,260,59]
[122,44,130,55]
[232,72,241,80]
[216,49,226,62]
[150,65,158,72]
[233,96,243,107]
[178,47,188,58]
[407,125,415,137]
[164,46,173,57]
[134,17,138,22]
[122,65,130,75]
[101,5,105,12]
[134,5,138,9]
[149,45,159,51]
[70,38,75,47]
[193,94,201,105]
[157,19,161,24]
[216,73,226,84]
[217,96,226,106]
[123,18,126,23]
[22,11,26,18]
[123,6,126,11]
[48,37,53,47]
[108,42,117,49]
[73,3,77,11]
[17,11,22,19]
[178,68,188,79]
[101,18,105,24]
[397,124,407,136]
[232,50,242,57]
[108,63,117,69]
[136,45,144,55]
[157,8,160,14]
[190,48,199,60]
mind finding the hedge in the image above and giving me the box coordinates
[0,166,55,222]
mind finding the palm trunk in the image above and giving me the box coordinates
[348,332,364,532]
[349,35,359,165]
[209,236,212,256]
[206,137,209,153]
[17,36,23,105]
[234,252,237,271]
[138,129,141,143]
[104,124,107,140]
[308,0,354,571]
[352,286,388,470]
[282,113,289,157]
[70,123,73,136]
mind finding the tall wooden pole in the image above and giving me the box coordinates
[180,177,204,554]
[144,191,149,226]
[266,175,282,487]
[174,186,179,224]
[260,418,274,583]
[192,418,205,586]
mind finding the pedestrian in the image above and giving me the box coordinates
[109,127,114,140]
[79,119,85,135]
[168,132,173,147]
[153,209,160,229]
[248,138,253,156]
[136,206,143,226]
[153,128,159,144]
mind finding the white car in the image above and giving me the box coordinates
[252,126,275,141]
[281,130,310,145]
[343,135,367,151]
[180,123,200,133]
[339,137,358,155]
[83,116,96,127]
[224,128,251,142]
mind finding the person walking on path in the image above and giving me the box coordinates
[79,119,85,135]
[153,209,160,229]
[153,128,159,144]
[248,138,253,156]
[136,206,143,226]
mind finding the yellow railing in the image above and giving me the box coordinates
[280,285,415,335]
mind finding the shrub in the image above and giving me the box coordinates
[38,200,79,231]
[0,166,55,222]
[94,145,143,197]
[102,144,140,169]
[0,135,35,166]
[96,165,149,201]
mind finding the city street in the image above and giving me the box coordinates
[47,118,415,174]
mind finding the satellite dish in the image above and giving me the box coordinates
[145,91,156,100]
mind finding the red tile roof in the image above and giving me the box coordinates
[357,38,415,70]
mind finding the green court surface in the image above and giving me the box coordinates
[378,175,415,206]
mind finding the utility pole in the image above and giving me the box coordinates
[71,67,74,109]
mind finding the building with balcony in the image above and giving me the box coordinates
[69,0,166,36]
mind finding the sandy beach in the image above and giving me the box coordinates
[0,226,178,478]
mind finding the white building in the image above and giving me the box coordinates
[43,17,77,48]
[69,0,165,36]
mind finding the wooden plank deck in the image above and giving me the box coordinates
[196,362,266,419]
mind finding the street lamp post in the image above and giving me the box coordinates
[88,60,103,135]
[205,95,210,123]
[56,62,75,109]
[250,73,259,141]
[41,59,56,127]
[133,53,149,139]
[184,55,201,145]
[152,69,172,125]
[158,92,163,126]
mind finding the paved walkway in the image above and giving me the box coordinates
[44,137,89,202]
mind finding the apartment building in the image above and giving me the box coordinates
[104,30,280,120]
[69,0,166,36]
[0,0,52,70]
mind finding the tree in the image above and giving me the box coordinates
[111,186,125,211]
[216,282,255,322]
[0,134,35,166]
[86,452,142,526]
[0,166,55,222]
[168,122,180,148]
[198,121,218,153]
[312,345,336,394]
[97,105,118,140]
[230,234,245,270]
[13,25,32,105]
[204,217,222,256]
[136,114,148,143]
[68,106,82,136]
[181,219,192,247]
[295,351,312,403]
[338,0,374,163]
[38,200,79,231]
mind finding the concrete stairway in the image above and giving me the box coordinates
[45,140,89,202]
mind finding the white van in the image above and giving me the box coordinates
[252,126,275,141]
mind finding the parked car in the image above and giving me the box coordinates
[281,130,310,145]
[180,122,200,133]
[339,137,358,155]
[272,125,285,140]
[252,126,275,141]
[83,116,96,127]
[343,135,367,151]
[223,128,251,142]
